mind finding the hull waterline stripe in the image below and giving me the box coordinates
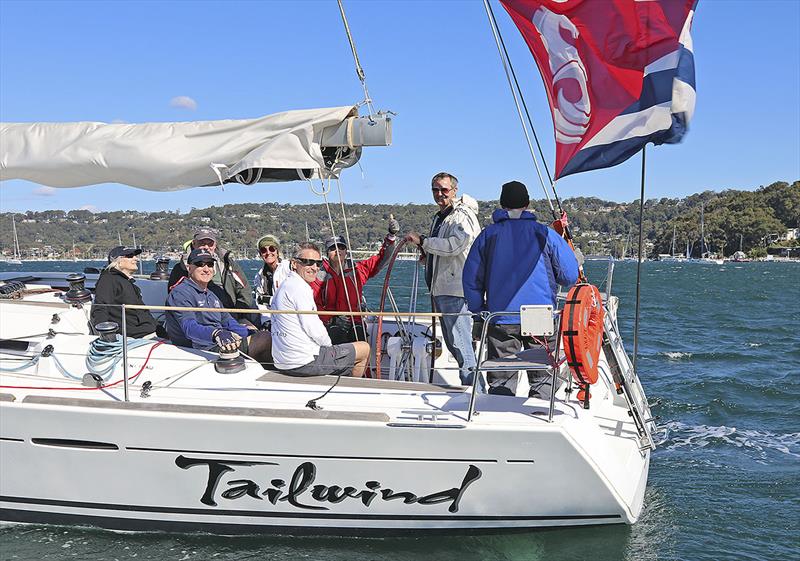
[0,496,621,522]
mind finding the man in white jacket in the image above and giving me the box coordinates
[270,242,369,377]
[407,172,481,384]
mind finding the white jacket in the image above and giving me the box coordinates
[253,260,290,312]
[270,270,332,370]
[422,194,481,297]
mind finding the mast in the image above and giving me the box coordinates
[700,202,706,258]
[11,216,21,260]
[671,224,676,257]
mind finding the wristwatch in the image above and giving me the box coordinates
[418,234,427,247]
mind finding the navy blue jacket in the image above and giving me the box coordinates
[463,209,579,324]
[165,277,250,349]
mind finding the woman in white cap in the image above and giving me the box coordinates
[253,234,290,312]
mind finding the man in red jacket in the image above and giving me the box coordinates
[315,217,399,344]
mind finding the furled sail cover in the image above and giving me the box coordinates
[0,106,360,191]
[501,0,697,179]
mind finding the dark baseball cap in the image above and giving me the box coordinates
[108,246,142,263]
[325,235,347,251]
[188,248,215,265]
[193,227,218,243]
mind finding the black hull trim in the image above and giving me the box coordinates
[0,508,623,536]
[0,495,622,522]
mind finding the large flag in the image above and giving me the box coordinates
[500,0,697,179]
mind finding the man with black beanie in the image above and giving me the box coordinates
[463,181,580,398]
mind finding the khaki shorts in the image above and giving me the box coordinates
[280,344,356,377]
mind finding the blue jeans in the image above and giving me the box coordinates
[433,295,477,385]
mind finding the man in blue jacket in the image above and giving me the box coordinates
[463,181,580,397]
[166,248,272,365]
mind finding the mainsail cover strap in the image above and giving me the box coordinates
[0,106,360,191]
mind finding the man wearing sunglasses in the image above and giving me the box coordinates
[253,234,290,319]
[166,248,272,364]
[90,246,157,338]
[316,214,399,345]
[406,172,481,385]
[270,242,370,377]
[168,227,258,326]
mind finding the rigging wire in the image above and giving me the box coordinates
[632,146,646,373]
[337,0,376,118]
[483,0,556,218]
[483,0,586,283]
[485,0,553,187]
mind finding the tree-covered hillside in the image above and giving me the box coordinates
[1,181,797,259]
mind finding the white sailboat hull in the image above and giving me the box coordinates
[0,392,648,533]
[0,273,651,534]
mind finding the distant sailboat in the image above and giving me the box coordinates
[6,217,23,265]
[696,203,723,264]
[659,224,684,262]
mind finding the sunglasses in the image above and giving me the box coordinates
[294,257,323,267]
[329,244,348,252]
[191,261,214,268]
[431,187,452,194]
[260,245,278,253]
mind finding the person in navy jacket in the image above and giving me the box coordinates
[463,181,580,397]
[166,248,272,365]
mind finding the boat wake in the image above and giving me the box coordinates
[659,421,800,462]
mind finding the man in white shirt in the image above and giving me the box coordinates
[270,242,369,377]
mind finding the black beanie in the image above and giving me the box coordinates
[500,181,530,209]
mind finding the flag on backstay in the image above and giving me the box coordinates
[500,0,697,179]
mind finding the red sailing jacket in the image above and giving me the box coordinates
[313,236,395,324]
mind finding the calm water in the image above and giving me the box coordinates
[1,259,798,561]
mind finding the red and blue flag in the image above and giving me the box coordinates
[500,0,697,179]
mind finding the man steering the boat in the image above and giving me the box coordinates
[168,227,259,326]
[165,248,272,364]
[315,216,399,344]
[271,242,370,377]
[463,181,580,397]
[406,172,481,385]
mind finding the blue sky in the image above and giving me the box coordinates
[1,0,798,213]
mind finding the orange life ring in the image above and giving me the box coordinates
[560,283,605,404]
